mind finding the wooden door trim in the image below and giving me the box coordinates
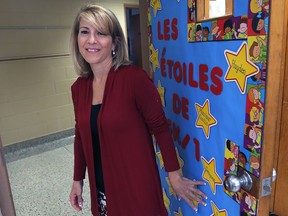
[258,0,288,215]
[271,0,288,213]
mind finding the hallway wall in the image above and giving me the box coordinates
[0,0,138,147]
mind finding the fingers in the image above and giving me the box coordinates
[182,196,199,213]
[183,177,206,187]
[187,189,207,206]
[70,180,84,212]
[70,193,83,212]
[169,175,208,213]
[177,178,207,213]
[190,185,207,200]
[182,177,207,199]
[178,194,206,214]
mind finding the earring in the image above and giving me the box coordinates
[112,50,116,56]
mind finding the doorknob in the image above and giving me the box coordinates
[224,169,253,193]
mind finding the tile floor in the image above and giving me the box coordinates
[5,137,92,216]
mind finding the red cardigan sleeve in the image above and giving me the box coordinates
[71,79,87,181]
[133,69,180,172]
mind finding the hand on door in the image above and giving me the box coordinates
[168,169,208,213]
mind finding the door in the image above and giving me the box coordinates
[125,5,142,68]
[147,0,284,215]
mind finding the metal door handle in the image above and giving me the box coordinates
[224,169,253,192]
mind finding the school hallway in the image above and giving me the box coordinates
[4,136,92,216]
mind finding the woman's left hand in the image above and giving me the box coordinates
[168,169,207,213]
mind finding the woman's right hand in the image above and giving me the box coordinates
[69,180,84,211]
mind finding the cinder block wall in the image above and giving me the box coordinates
[0,0,138,147]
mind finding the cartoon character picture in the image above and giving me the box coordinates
[245,125,262,148]
[203,26,210,41]
[224,186,241,204]
[211,21,221,40]
[188,0,196,22]
[235,17,248,39]
[226,158,237,175]
[188,24,196,41]
[250,0,263,13]
[195,24,203,41]
[246,85,265,118]
[250,0,270,14]
[249,106,264,127]
[241,192,257,215]
[251,66,266,85]
[251,11,269,35]
[226,139,239,159]
[249,36,267,65]
[238,151,248,169]
[223,19,236,40]
[249,154,260,176]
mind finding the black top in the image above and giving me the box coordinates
[90,104,105,193]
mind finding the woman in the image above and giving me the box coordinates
[69,4,207,216]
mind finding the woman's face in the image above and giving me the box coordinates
[77,20,115,67]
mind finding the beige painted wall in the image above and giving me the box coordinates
[0,0,138,147]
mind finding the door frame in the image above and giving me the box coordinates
[269,0,288,214]
[258,0,288,214]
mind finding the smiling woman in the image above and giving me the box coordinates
[69,3,207,216]
[0,0,137,216]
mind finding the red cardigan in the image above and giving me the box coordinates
[71,65,180,216]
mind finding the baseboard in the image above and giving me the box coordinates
[3,129,74,163]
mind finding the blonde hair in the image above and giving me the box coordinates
[250,0,262,14]
[249,106,258,122]
[70,4,131,77]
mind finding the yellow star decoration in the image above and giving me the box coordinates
[150,0,162,16]
[156,151,164,169]
[195,99,217,139]
[201,157,223,195]
[149,43,160,72]
[210,200,228,216]
[166,177,177,198]
[157,80,165,106]
[163,188,171,214]
[174,207,183,216]
[175,148,184,176]
[224,42,259,94]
